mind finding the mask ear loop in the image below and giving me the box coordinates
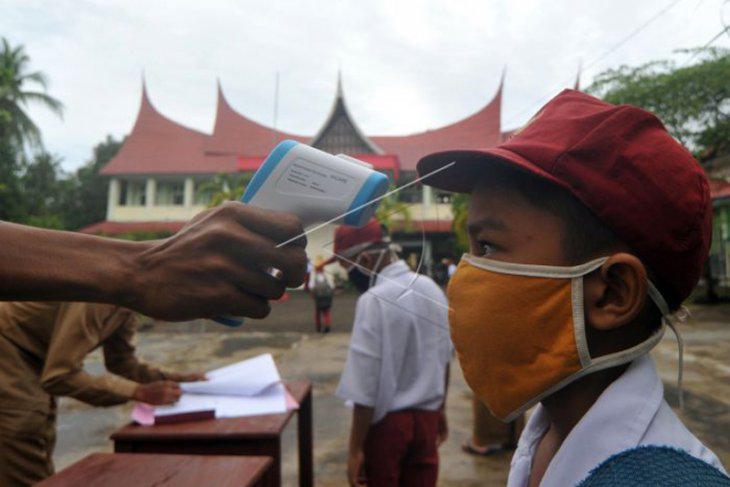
[647,282,688,411]
[368,248,388,288]
[388,242,402,263]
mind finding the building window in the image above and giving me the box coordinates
[118,180,146,206]
[435,191,453,204]
[396,173,422,203]
[156,181,184,206]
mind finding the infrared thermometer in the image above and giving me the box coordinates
[242,140,389,226]
[214,140,390,327]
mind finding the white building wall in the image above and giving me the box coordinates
[145,178,156,209]
[107,176,216,222]
[105,177,451,273]
[184,177,194,208]
[107,178,120,220]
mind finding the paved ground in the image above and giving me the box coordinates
[53,291,730,485]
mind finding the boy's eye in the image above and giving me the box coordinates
[478,241,496,256]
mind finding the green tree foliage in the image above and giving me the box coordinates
[0,37,64,152]
[11,136,122,230]
[588,47,730,160]
[62,135,122,230]
[376,183,412,233]
[0,136,23,220]
[450,193,470,255]
[0,38,64,222]
[200,173,251,207]
[18,151,67,228]
[103,230,174,241]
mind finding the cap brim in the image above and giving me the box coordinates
[417,147,560,193]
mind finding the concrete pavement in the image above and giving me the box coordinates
[53,292,730,485]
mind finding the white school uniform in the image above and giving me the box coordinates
[337,260,453,423]
[507,354,725,487]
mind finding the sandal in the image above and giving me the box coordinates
[462,440,509,456]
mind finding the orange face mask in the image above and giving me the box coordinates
[447,254,667,422]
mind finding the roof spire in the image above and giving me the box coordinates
[336,70,344,98]
[309,71,382,154]
[574,60,582,90]
[216,79,233,111]
[141,70,149,101]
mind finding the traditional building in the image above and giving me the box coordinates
[84,75,730,286]
[84,74,510,270]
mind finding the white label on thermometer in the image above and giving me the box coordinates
[276,157,357,200]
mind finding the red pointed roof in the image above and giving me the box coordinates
[102,78,507,177]
[102,84,236,175]
[205,83,308,156]
[371,82,503,172]
[310,74,383,155]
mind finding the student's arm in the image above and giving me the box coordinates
[102,310,205,384]
[338,295,382,486]
[348,404,374,487]
[438,363,450,446]
[0,203,307,321]
[40,303,177,406]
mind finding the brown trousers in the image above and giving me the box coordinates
[0,335,57,487]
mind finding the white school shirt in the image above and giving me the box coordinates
[507,355,726,487]
[336,260,453,423]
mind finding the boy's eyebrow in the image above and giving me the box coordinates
[467,216,508,234]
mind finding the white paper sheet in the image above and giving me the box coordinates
[180,353,281,396]
[213,383,288,418]
[152,394,217,418]
[132,353,290,424]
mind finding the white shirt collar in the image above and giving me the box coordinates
[372,260,411,287]
[508,355,663,487]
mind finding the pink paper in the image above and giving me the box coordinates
[285,387,299,410]
[131,402,156,426]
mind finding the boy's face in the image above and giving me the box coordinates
[467,178,568,266]
[465,175,653,360]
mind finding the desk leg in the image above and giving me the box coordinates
[298,388,313,487]
[270,439,282,487]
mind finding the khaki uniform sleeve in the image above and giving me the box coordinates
[102,315,173,384]
[40,303,140,406]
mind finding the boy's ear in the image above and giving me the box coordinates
[584,253,647,331]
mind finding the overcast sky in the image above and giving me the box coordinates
[3,0,729,171]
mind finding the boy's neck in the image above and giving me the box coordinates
[541,365,629,441]
[528,366,629,486]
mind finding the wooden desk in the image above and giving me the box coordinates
[36,453,273,487]
[111,380,313,487]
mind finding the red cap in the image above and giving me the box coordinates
[333,218,385,262]
[417,89,712,303]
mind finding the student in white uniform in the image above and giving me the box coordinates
[416,89,727,486]
[334,219,453,487]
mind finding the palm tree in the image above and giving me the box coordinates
[198,173,252,208]
[450,193,470,255]
[0,37,64,152]
[375,183,413,232]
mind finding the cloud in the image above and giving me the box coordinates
[3,0,728,170]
